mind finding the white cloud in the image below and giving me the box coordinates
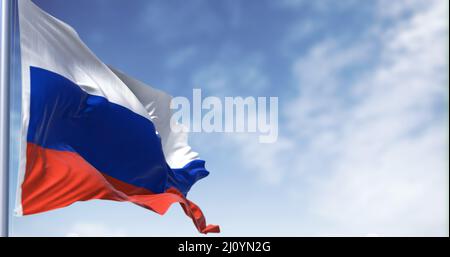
[281,19,323,56]
[165,46,198,70]
[191,47,269,95]
[139,0,221,44]
[215,0,448,235]
[229,134,294,185]
[66,223,126,237]
[275,0,359,12]
[375,0,429,19]
[282,0,449,235]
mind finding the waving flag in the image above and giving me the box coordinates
[15,0,219,234]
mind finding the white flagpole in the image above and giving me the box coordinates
[0,0,11,237]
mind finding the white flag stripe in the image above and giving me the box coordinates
[16,0,202,214]
[110,67,199,169]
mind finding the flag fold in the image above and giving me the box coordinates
[16,0,219,234]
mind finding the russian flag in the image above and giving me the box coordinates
[16,0,219,234]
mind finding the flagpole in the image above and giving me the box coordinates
[0,0,11,237]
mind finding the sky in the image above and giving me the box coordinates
[4,0,449,236]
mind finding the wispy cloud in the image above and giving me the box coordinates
[212,0,448,235]
[165,46,198,70]
[191,45,269,95]
[66,223,126,237]
[288,0,447,235]
[139,0,222,44]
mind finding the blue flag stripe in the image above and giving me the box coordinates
[27,66,208,195]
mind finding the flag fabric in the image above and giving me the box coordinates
[16,0,219,234]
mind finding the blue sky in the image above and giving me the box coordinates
[6,0,449,236]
